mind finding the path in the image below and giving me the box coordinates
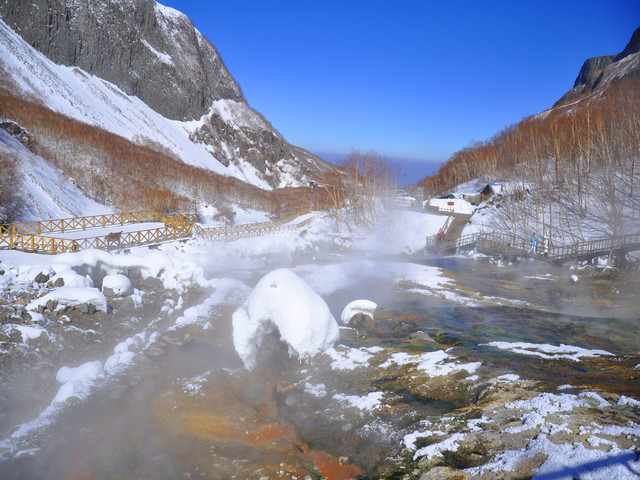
[0,211,313,255]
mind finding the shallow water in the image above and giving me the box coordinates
[2,256,639,478]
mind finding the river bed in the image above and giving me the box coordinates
[1,252,639,479]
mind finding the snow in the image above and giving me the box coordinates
[54,361,104,405]
[231,268,340,370]
[471,433,640,479]
[26,287,108,313]
[49,269,94,288]
[486,342,614,361]
[325,346,383,371]
[504,391,610,434]
[413,432,466,460]
[333,391,384,411]
[380,349,481,377]
[101,273,133,297]
[340,299,377,325]
[426,197,474,214]
[0,17,299,190]
[11,325,49,343]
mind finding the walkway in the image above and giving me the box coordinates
[0,211,312,254]
[430,228,640,267]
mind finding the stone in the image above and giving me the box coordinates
[143,276,163,290]
[34,272,49,284]
[75,303,96,314]
[339,326,359,342]
[46,299,58,312]
[419,467,470,480]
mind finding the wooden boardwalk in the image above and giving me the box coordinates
[428,229,640,267]
[0,211,313,255]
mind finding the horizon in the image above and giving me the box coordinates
[159,0,638,178]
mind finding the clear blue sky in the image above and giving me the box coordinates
[159,0,638,182]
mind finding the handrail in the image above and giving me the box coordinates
[0,210,164,235]
[425,229,640,265]
[194,212,313,242]
[0,211,312,254]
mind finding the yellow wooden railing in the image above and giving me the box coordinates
[0,211,313,254]
[193,212,313,242]
[0,211,195,254]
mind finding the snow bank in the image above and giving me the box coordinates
[232,269,339,370]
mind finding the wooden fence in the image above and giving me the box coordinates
[426,230,640,266]
[0,211,195,254]
[0,211,313,255]
[194,212,313,242]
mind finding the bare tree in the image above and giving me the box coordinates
[340,150,399,229]
[0,155,25,224]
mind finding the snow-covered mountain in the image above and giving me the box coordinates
[0,0,336,214]
[554,26,640,107]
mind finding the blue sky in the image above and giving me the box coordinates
[159,1,638,182]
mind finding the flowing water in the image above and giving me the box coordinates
[2,255,639,479]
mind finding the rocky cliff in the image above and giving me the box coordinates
[0,0,334,189]
[0,0,242,121]
[555,26,640,106]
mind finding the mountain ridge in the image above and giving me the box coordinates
[0,0,337,200]
[554,26,640,106]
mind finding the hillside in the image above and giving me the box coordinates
[0,0,338,220]
[416,26,640,243]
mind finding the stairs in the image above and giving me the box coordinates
[444,213,472,243]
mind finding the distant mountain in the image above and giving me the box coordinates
[554,26,640,106]
[0,0,336,200]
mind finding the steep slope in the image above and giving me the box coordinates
[0,127,113,219]
[554,26,640,106]
[0,0,336,190]
[0,0,243,121]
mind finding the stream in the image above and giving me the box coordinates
[1,253,639,479]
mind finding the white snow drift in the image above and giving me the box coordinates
[232,268,340,370]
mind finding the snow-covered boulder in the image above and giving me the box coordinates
[49,269,94,288]
[102,274,133,297]
[341,299,377,325]
[27,287,108,313]
[232,268,340,370]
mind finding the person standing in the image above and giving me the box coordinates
[541,234,549,256]
[528,233,537,254]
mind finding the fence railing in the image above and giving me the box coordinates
[74,225,194,252]
[0,211,196,254]
[426,230,640,264]
[194,212,313,242]
[0,211,313,254]
[1,211,160,235]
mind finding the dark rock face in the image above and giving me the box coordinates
[572,55,615,88]
[0,0,244,121]
[555,26,640,107]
